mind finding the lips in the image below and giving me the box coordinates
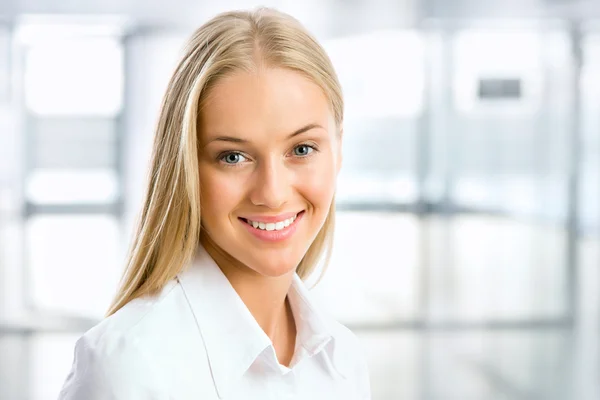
[242,213,299,231]
[239,211,305,242]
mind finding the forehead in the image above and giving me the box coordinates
[199,68,333,139]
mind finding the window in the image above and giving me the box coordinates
[311,212,421,324]
[24,37,123,116]
[324,30,425,119]
[453,30,543,114]
[27,215,123,318]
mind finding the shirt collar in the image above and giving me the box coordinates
[287,273,334,357]
[176,245,341,399]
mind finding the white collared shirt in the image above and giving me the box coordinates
[58,245,371,399]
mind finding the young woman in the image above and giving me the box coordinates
[59,7,371,400]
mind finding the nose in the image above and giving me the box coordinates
[249,156,291,209]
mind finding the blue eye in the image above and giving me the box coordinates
[293,144,314,157]
[220,152,247,165]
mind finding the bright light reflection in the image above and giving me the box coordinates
[27,169,119,204]
[324,30,424,118]
[24,37,123,116]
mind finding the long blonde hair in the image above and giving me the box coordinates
[107,8,343,316]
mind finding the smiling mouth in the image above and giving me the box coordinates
[239,211,304,232]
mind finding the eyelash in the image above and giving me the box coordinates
[217,143,318,168]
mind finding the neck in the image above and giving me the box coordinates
[200,235,294,341]
[225,268,293,339]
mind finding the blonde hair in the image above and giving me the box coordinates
[107,8,343,316]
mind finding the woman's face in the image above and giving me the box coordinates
[198,67,341,278]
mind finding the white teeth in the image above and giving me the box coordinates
[246,214,298,231]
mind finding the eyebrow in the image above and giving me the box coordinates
[207,123,325,144]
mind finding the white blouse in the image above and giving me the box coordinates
[58,245,371,399]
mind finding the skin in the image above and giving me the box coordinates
[197,67,342,366]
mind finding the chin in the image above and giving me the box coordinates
[246,252,302,278]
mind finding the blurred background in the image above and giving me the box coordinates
[0,0,599,399]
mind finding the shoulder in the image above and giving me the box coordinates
[326,319,372,399]
[58,324,170,399]
[59,280,207,399]
[327,318,361,346]
[327,318,368,367]
[90,279,180,337]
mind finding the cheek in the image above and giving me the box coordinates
[297,159,337,209]
[199,168,244,221]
